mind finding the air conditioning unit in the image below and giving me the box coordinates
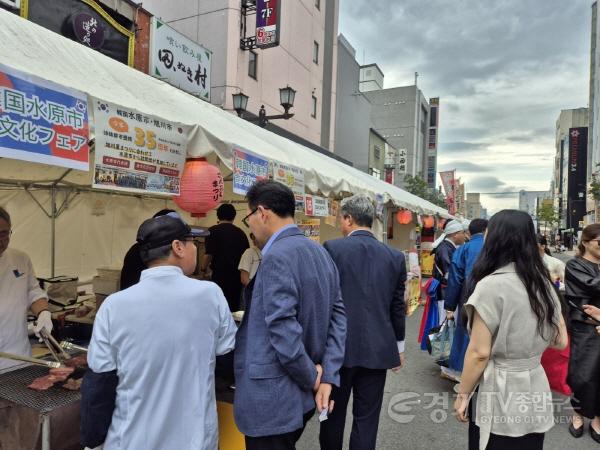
[0,0,20,8]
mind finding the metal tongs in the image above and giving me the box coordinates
[0,351,61,369]
[39,327,72,364]
[59,341,88,353]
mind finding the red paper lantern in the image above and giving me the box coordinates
[422,215,435,228]
[174,158,224,217]
[396,209,412,225]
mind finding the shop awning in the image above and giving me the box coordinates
[0,9,450,217]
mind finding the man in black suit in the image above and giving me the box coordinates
[319,194,407,450]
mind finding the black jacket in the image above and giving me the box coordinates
[433,239,456,300]
[324,231,406,369]
[565,256,600,324]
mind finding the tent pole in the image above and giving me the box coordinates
[382,206,388,244]
[51,185,56,277]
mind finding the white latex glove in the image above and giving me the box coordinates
[33,310,53,341]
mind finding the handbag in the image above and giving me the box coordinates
[427,319,456,366]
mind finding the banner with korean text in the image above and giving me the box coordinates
[233,146,269,195]
[92,99,188,195]
[271,160,305,211]
[0,63,89,170]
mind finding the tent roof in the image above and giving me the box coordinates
[0,9,450,217]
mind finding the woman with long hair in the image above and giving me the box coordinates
[454,210,568,450]
[565,223,600,442]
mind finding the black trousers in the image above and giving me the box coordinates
[468,397,545,450]
[319,367,387,450]
[568,320,600,418]
[245,409,315,450]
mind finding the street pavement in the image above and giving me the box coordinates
[297,262,598,449]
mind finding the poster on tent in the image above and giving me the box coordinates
[271,160,305,211]
[325,200,339,227]
[232,146,269,195]
[297,218,320,242]
[305,194,329,217]
[92,99,188,195]
[0,63,90,171]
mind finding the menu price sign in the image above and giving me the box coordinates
[271,160,305,211]
[305,194,329,217]
[93,100,188,195]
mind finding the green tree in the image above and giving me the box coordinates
[536,203,559,232]
[403,175,447,209]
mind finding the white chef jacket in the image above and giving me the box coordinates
[87,265,237,450]
[0,248,47,371]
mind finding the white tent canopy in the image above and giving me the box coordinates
[0,9,449,217]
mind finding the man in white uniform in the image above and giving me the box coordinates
[83,212,237,450]
[0,206,52,371]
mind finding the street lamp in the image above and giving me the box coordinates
[232,86,296,127]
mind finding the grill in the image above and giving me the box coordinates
[0,365,80,412]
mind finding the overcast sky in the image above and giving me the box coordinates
[339,0,591,213]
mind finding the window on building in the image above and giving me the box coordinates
[315,0,320,10]
[369,167,382,179]
[248,50,257,79]
[311,95,317,118]
[374,145,381,160]
[313,41,319,64]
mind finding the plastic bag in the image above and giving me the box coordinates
[427,319,456,366]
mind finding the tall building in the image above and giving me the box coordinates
[466,192,483,220]
[589,2,599,182]
[554,108,589,232]
[362,85,436,186]
[138,0,339,149]
[518,190,551,218]
[334,35,397,179]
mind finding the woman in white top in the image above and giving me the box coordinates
[453,210,568,450]
[538,234,566,284]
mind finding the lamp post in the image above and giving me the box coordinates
[232,86,296,127]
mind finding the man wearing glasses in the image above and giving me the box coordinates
[82,212,236,449]
[234,180,347,450]
[0,206,52,372]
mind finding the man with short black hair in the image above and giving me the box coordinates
[0,206,51,371]
[119,208,176,290]
[234,180,346,450]
[82,212,236,449]
[201,203,249,311]
[319,194,407,450]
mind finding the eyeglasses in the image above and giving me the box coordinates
[0,230,12,239]
[588,239,600,246]
[242,208,259,228]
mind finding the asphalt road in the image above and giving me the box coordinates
[297,262,598,450]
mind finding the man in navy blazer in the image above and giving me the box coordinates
[234,180,347,450]
[319,194,407,450]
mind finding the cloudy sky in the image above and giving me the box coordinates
[339,0,591,213]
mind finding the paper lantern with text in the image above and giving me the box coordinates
[422,215,435,228]
[174,158,224,217]
[396,209,413,225]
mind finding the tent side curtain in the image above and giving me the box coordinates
[0,9,450,218]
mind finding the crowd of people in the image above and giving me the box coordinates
[3,178,600,449]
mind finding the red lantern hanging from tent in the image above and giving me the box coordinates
[396,209,412,225]
[422,215,435,228]
[174,158,224,217]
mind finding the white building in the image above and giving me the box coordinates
[518,190,551,218]
[137,0,338,150]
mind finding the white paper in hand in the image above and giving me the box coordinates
[318,408,328,422]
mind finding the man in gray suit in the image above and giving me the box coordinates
[320,194,407,450]
[234,180,347,450]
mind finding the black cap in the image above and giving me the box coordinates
[137,212,209,250]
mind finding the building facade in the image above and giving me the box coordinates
[518,190,551,218]
[466,192,483,220]
[554,108,589,231]
[362,85,434,187]
[138,0,338,150]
